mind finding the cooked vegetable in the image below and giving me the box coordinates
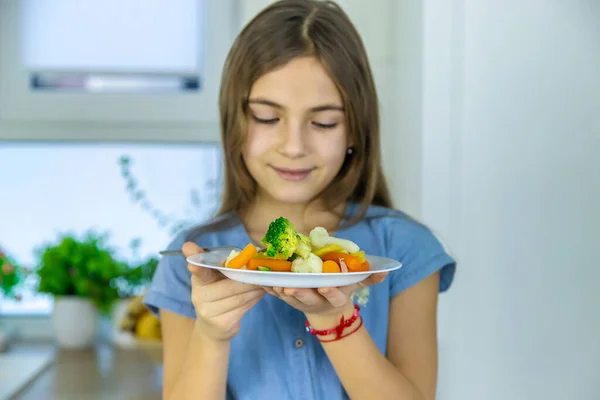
[322,260,341,273]
[321,251,369,272]
[309,227,360,253]
[224,249,240,267]
[313,244,347,257]
[247,257,293,272]
[339,259,349,273]
[226,243,257,269]
[295,233,313,259]
[224,218,368,275]
[261,217,313,260]
[291,253,323,273]
[350,250,366,263]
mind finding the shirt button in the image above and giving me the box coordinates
[294,338,304,348]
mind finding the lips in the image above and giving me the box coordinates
[271,166,315,181]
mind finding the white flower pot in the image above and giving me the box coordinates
[110,298,137,348]
[51,297,98,349]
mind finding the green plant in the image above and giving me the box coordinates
[0,250,22,299]
[33,232,123,315]
[113,252,159,300]
[107,238,159,299]
[117,154,220,235]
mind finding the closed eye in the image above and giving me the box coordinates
[312,122,338,129]
[253,116,279,125]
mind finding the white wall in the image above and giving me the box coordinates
[419,1,600,399]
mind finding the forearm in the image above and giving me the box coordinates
[168,323,230,400]
[306,306,424,400]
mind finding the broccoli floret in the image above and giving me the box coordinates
[261,217,298,260]
[261,217,313,260]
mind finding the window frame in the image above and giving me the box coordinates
[0,0,237,137]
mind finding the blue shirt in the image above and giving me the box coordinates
[144,204,456,400]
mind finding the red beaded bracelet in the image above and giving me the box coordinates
[305,304,363,342]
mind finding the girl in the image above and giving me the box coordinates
[144,1,456,399]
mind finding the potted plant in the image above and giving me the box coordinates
[33,232,122,349]
[0,249,23,352]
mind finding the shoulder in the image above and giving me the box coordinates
[351,205,457,295]
[349,205,443,251]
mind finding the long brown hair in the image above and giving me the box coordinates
[216,0,393,224]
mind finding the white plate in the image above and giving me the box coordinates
[186,251,402,288]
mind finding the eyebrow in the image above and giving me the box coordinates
[247,98,344,112]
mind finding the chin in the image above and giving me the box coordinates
[268,188,319,205]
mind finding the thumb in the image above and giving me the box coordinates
[182,241,220,285]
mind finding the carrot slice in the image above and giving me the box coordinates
[321,251,369,272]
[247,258,292,272]
[322,260,341,273]
[352,260,370,272]
[226,244,257,269]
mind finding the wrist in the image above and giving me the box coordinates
[193,321,234,346]
[305,302,362,342]
[305,302,356,329]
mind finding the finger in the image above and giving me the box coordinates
[213,290,265,324]
[200,289,265,318]
[362,272,389,286]
[273,287,303,307]
[182,241,203,257]
[318,287,350,308]
[201,279,263,302]
[286,288,324,307]
[263,287,279,297]
[339,283,361,297]
[183,242,221,285]
[189,264,224,286]
[278,293,304,309]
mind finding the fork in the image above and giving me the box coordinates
[159,245,264,256]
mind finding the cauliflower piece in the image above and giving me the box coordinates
[224,249,240,267]
[294,232,313,259]
[351,287,371,307]
[309,227,360,253]
[291,252,323,273]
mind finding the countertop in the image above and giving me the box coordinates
[5,343,162,400]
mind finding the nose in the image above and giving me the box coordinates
[278,120,307,159]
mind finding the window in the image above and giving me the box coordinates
[0,142,222,315]
[0,0,236,126]
[21,0,203,93]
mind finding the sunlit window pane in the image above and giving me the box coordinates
[0,142,222,315]
[19,0,203,93]
[21,0,203,73]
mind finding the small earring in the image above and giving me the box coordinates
[347,148,354,155]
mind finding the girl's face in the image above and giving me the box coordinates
[243,56,350,205]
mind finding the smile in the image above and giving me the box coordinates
[270,166,315,181]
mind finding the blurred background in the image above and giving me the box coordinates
[0,0,598,399]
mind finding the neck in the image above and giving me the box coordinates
[240,194,346,239]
